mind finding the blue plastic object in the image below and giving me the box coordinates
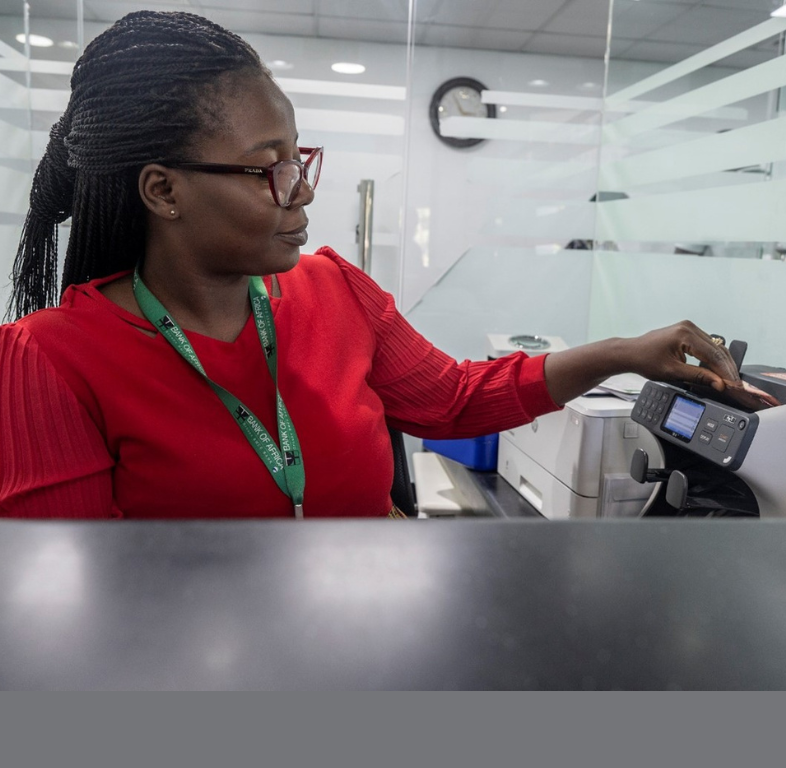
[422,434,499,471]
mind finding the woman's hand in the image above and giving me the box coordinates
[621,321,779,410]
[622,320,738,389]
[543,320,780,409]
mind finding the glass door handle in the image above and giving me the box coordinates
[356,179,374,275]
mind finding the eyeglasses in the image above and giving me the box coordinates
[164,146,323,208]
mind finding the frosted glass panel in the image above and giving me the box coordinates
[600,9,785,259]
[604,57,786,142]
[596,180,786,244]
[590,4,786,374]
[406,247,592,363]
[400,19,607,316]
[600,119,786,189]
[441,116,600,144]
[607,20,786,106]
[588,251,786,369]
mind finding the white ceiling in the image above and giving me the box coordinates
[0,0,782,67]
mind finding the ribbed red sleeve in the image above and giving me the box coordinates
[321,248,562,439]
[0,324,119,518]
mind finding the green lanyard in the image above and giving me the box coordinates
[132,267,306,518]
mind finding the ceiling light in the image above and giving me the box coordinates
[772,5,786,17]
[15,33,54,47]
[499,106,508,113]
[268,59,294,70]
[529,79,549,87]
[58,40,80,50]
[331,62,366,75]
[579,82,598,89]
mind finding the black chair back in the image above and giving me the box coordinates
[388,425,417,517]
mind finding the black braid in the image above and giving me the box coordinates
[7,10,267,320]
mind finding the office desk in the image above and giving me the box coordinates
[1,518,785,689]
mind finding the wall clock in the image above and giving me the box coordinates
[429,77,496,148]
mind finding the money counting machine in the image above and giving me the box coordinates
[630,343,786,518]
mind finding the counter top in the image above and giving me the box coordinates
[1,518,784,689]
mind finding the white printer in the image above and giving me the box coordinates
[497,389,664,520]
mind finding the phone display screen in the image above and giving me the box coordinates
[662,396,705,442]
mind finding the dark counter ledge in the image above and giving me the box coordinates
[0,518,783,689]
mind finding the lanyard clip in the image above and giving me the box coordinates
[294,503,304,520]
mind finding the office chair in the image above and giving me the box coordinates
[387,425,417,517]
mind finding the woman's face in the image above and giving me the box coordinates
[168,73,314,277]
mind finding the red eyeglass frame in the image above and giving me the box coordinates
[163,146,323,208]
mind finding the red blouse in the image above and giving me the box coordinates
[0,247,560,518]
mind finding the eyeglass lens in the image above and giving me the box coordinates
[305,150,322,190]
[272,150,323,208]
[273,165,301,207]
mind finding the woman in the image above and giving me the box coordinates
[0,11,772,519]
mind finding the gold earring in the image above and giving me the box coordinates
[170,210,176,216]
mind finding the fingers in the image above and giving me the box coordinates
[633,321,779,412]
[727,379,781,409]
[669,323,779,410]
[677,321,740,383]
[674,360,725,392]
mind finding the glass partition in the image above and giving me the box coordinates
[4,0,786,369]
[0,2,82,309]
[401,2,608,360]
[598,10,785,259]
[0,0,412,309]
[589,1,786,367]
[408,1,786,370]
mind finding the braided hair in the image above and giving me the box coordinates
[7,10,267,320]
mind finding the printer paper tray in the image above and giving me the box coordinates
[498,438,598,519]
